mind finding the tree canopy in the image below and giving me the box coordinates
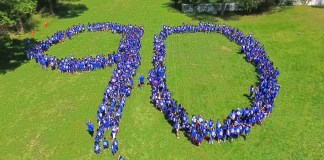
[0,0,59,33]
[0,0,37,32]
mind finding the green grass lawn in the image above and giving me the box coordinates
[0,0,323,159]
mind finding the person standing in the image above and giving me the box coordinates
[94,143,101,154]
[86,120,94,137]
[249,85,254,99]
[111,125,118,139]
[174,120,180,139]
[112,138,119,155]
[139,74,145,89]
[245,125,250,140]
[103,138,109,150]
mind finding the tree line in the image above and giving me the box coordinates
[0,0,286,33]
[172,0,284,16]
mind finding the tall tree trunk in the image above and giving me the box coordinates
[221,0,226,16]
[17,18,24,33]
[48,0,54,15]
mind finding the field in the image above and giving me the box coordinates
[0,0,323,159]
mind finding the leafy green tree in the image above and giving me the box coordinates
[238,0,259,12]
[239,0,277,13]
[220,0,230,16]
[0,0,37,33]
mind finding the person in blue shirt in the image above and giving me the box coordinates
[229,127,235,142]
[139,74,145,89]
[224,128,230,142]
[244,125,250,140]
[217,129,223,143]
[250,85,254,99]
[86,120,94,137]
[25,39,31,47]
[118,155,126,160]
[209,127,216,144]
[111,125,118,139]
[103,138,109,150]
[174,120,180,139]
[94,143,101,154]
[191,127,197,142]
[112,138,119,155]
[197,133,203,147]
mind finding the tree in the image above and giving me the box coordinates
[237,0,277,13]
[0,0,37,33]
[48,0,54,15]
[13,0,37,32]
[0,2,15,29]
[37,0,58,15]
[220,0,230,16]
[238,0,258,12]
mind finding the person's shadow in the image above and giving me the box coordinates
[0,35,37,74]
[86,129,94,137]
[243,94,250,100]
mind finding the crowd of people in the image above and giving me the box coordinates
[148,22,280,146]
[91,23,143,155]
[26,20,280,153]
[26,22,144,156]
[25,22,143,74]
[89,23,143,155]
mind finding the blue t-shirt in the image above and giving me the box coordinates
[174,122,180,129]
[139,75,145,83]
[197,134,203,142]
[87,123,94,132]
[104,140,109,148]
[245,126,250,134]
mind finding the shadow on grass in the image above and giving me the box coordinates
[56,3,88,19]
[25,18,41,32]
[243,93,250,99]
[311,5,324,9]
[0,34,36,74]
[40,1,88,19]
[236,49,261,100]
